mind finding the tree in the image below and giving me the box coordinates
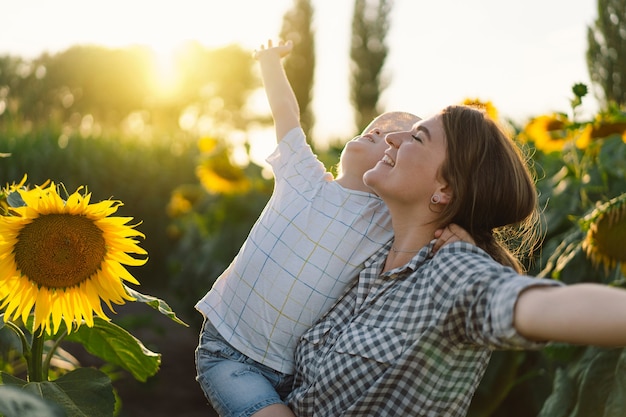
[587,0,626,108]
[0,44,258,134]
[280,0,316,141]
[350,0,392,132]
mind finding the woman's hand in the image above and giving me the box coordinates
[432,224,474,254]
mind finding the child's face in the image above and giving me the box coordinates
[339,112,420,179]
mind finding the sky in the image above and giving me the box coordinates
[0,0,599,145]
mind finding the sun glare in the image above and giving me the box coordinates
[148,44,182,100]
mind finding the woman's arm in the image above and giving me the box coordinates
[515,283,626,346]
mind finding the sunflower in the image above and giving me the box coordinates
[581,193,626,276]
[462,98,499,121]
[519,114,574,153]
[196,138,251,195]
[0,181,147,335]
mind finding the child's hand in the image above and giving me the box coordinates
[431,224,474,254]
[253,39,293,60]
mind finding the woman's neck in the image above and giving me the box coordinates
[382,208,439,273]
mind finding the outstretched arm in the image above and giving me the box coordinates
[254,39,300,142]
[515,283,626,346]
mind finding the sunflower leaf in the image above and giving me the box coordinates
[0,384,66,417]
[538,347,626,417]
[6,191,25,208]
[124,286,189,327]
[64,318,161,382]
[1,368,113,417]
[0,372,27,385]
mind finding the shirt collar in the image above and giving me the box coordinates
[365,239,437,278]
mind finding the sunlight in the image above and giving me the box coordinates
[148,43,182,100]
[247,125,274,176]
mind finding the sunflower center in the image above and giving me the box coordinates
[14,213,107,288]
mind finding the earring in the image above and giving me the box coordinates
[430,194,441,204]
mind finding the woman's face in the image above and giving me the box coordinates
[363,115,448,205]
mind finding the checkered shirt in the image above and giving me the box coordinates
[287,241,563,416]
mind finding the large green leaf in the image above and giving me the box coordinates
[63,318,160,382]
[599,135,626,181]
[125,286,188,327]
[0,384,66,417]
[1,368,113,417]
[539,347,626,417]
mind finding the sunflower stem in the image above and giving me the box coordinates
[27,330,46,382]
[43,329,68,378]
[4,320,30,356]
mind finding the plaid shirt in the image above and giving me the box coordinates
[287,241,562,416]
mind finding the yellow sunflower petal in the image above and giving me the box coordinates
[33,289,52,335]
[50,292,65,334]
[106,251,149,267]
[13,284,35,325]
[82,280,108,320]
[104,259,142,285]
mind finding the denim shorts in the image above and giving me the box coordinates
[195,319,294,417]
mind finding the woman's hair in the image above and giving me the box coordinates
[437,105,540,272]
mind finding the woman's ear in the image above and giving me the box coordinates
[437,184,452,205]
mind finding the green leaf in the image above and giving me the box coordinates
[6,191,25,208]
[0,385,66,417]
[63,318,160,382]
[125,286,189,327]
[0,372,27,386]
[539,347,626,417]
[537,368,576,417]
[605,349,626,415]
[0,369,113,417]
[31,368,113,417]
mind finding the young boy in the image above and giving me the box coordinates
[194,40,457,417]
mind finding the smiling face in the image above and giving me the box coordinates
[337,111,420,183]
[363,115,449,207]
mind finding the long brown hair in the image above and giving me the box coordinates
[437,105,540,272]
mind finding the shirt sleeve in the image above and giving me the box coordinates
[265,127,332,188]
[431,243,564,350]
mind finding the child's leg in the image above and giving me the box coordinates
[195,319,294,417]
[251,404,295,417]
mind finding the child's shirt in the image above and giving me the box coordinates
[195,127,393,374]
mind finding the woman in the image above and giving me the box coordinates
[286,105,626,416]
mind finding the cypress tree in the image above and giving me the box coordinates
[350,0,392,131]
[587,0,626,107]
[280,0,316,141]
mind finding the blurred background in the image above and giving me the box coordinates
[1,0,626,416]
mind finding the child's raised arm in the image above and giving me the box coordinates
[254,40,300,142]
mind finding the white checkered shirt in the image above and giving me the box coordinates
[287,241,562,416]
[196,127,393,374]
